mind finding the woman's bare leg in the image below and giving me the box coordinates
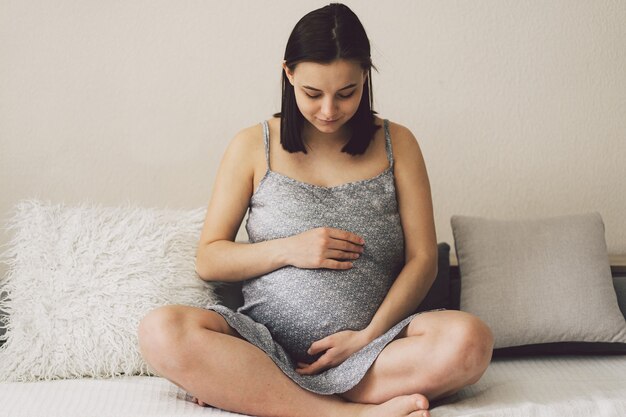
[138,305,430,417]
[340,310,494,404]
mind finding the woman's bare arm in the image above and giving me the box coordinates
[363,122,438,339]
[195,123,363,282]
[195,124,289,282]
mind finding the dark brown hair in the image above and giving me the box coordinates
[272,3,380,155]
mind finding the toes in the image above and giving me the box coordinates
[190,396,207,407]
[397,394,429,415]
[411,394,429,410]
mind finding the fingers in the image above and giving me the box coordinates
[308,337,333,356]
[296,336,336,375]
[306,227,365,270]
[320,259,354,270]
[295,356,332,375]
[319,248,361,270]
[325,249,360,261]
[325,229,365,252]
[323,228,364,270]
[327,227,365,245]
[327,239,364,254]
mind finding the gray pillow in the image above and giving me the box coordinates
[451,212,626,350]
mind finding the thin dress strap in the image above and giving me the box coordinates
[262,120,271,170]
[383,119,394,168]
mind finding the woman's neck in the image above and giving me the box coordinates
[301,122,351,153]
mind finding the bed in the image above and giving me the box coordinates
[1,201,625,417]
[1,354,625,417]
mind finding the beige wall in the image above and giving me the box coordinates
[2,0,625,273]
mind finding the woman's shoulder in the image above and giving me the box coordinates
[374,116,420,151]
[231,117,282,144]
[220,120,269,173]
[231,120,268,144]
[227,119,272,154]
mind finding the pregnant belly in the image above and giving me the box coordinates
[238,265,392,363]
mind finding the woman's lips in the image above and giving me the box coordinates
[317,118,339,124]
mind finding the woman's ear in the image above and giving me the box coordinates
[282,61,295,86]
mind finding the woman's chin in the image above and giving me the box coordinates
[312,117,343,132]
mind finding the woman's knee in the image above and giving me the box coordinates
[138,306,236,373]
[450,314,494,381]
[138,306,185,360]
[414,312,493,384]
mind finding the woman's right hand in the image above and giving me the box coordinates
[284,227,365,270]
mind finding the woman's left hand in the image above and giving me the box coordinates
[295,329,373,375]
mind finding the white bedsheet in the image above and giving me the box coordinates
[433,355,626,416]
[1,355,625,417]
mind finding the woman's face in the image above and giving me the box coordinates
[283,59,368,134]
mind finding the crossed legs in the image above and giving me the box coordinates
[137,306,493,417]
[340,310,494,404]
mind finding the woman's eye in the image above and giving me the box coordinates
[305,92,355,99]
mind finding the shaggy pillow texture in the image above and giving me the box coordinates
[451,212,626,350]
[0,199,217,381]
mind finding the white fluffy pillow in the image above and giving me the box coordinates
[0,199,217,381]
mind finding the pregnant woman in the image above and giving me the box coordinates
[138,4,494,417]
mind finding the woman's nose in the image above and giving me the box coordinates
[320,97,338,118]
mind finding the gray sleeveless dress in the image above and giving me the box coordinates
[205,119,436,395]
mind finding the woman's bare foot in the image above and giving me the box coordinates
[191,393,430,417]
[190,396,208,407]
[359,394,430,417]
